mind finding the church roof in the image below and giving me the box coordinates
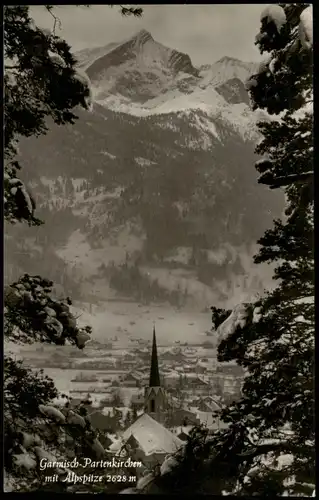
[149,326,160,387]
[122,413,183,456]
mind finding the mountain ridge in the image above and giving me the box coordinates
[76,29,258,115]
[5,31,284,314]
[76,30,258,76]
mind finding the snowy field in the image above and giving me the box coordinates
[32,367,142,406]
[69,301,216,345]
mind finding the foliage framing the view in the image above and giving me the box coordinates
[136,4,314,496]
[4,4,143,493]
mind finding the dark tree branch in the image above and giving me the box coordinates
[260,171,313,189]
[45,5,62,33]
[109,4,143,17]
[238,439,311,461]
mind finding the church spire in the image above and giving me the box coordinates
[149,324,160,387]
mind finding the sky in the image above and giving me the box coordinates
[30,4,265,65]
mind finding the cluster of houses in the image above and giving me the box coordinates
[67,330,243,437]
[64,327,237,474]
[118,345,243,403]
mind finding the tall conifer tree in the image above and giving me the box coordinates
[143,5,313,496]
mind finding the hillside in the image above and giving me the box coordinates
[5,30,284,316]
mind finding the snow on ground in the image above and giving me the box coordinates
[40,176,57,191]
[119,387,141,407]
[140,264,221,308]
[193,113,220,141]
[39,176,123,217]
[97,83,266,142]
[56,229,144,280]
[189,409,228,430]
[75,31,268,146]
[156,121,179,132]
[71,301,215,344]
[100,150,116,160]
[73,187,122,206]
[144,86,224,113]
[27,367,123,395]
[134,157,156,167]
[137,248,272,311]
[75,42,122,69]
[199,57,259,89]
[163,247,193,265]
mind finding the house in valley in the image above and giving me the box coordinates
[110,413,184,468]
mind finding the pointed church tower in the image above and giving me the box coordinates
[144,325,167,423]
[149,325,160,387]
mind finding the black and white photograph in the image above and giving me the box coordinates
[4,3,314,495]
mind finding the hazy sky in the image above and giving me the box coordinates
[30,4,265,65]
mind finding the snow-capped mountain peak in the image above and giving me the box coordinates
[80,29,197,77]
[130,28,153,45]
[74,32,266,142]
[216,55,243,64]
[11,31,284,315]
[81,30,199,104]
[199,56,259,88]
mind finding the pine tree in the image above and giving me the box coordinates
[4,356,110,492]
[213,4,313,495]
[4,5,142,226]
[4,6,92,226]
[132,407,138,421]
[124,411,132,428]
[142,4,314,496]
[4,5,143,493]
[65,177,75,199]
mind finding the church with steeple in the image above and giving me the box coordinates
[144,325,168,424]
[111,326,184,468]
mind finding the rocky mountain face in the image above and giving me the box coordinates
[215,78,251,106]
[5,30,284,311]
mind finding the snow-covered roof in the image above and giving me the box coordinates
[121,413,184,456]
[204,396,222,408]
[196,376,210,385]
[188,410,222,429]
[101,406,113,416]
[165,371,180,379]
[198,399,221,412]
[109,437,123,453]
[170,425,194,436]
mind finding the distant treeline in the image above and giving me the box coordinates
[99,261,189,307]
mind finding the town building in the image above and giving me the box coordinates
[110,413,183,468]
[131,393,145,411]
[121,372,142,387]
[143,326,168,425]
[108,327,185,467]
